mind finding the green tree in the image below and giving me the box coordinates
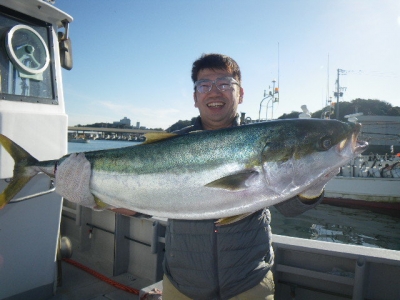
[277,111,301,119]
[311,99,400,121]
[167,117,197,132]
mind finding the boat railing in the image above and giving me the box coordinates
[339,154,400,178]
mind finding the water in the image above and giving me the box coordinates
[68,139,140,153]
[69,140,400,251]
[270,205,400,251]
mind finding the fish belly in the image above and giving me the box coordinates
[89,165,284,219]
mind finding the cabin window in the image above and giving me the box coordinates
[0,7,57,105]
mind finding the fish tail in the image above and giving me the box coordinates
[0,134,39,208]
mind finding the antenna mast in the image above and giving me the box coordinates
[272,42,280,119]
[327,54,329,106]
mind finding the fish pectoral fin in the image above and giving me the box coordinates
[216,212,254,226]
[205,170,259,191]
[143,132,177,144]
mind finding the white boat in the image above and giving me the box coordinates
[0,1,69,299]
[324,155,400,213]
[68,138,89,143]
[0,2,399,300]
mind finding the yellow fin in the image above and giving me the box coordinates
[215,212,254,226]
[205,171,258,191]
[0,134,39,208]
[93,196,111,211]
[142,132,177,144]
[0,175,34,209]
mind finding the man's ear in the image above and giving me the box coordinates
[239,87,244,104]
[194,92,198,108]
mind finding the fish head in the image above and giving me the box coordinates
[260,119,368,199]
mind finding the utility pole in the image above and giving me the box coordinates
[334,69,345,119]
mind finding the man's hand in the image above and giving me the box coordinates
[111,208,138,216]
[55,153,96,208]
[299,168,339,202]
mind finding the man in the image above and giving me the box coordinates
[161,53,328,300]
[56,53,333,300]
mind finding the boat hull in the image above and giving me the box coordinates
[324,176,400,214]
[68,139,89,143]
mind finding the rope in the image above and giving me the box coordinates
[62,257,139,295]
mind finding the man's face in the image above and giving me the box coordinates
[193,68,244,130]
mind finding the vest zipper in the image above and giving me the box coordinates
[213,223,221,299]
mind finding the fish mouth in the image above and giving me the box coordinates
[336,122,368,156]
[352,123,368,155]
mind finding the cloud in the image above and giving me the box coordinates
[100,101,179,117]
[98,101,185,129]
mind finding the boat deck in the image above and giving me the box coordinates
[53,254,154,300]
[51,233,400,300]
[48,203,400,300]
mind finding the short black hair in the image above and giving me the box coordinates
[191,53,241,84]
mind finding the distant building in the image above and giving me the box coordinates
[113,117,131,127]
[357,115,400,154]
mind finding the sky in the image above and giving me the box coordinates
[55,0,400,130]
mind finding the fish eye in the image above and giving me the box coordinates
[319,137,332,151]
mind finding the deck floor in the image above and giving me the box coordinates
[52,259,153,300]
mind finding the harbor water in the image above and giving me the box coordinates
[69,140,400,251]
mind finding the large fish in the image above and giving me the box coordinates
[0,119,367,221]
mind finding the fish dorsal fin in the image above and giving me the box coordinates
[143,132,177,144]
[205,170,259,191]
[216,212,254,226]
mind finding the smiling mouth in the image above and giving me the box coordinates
[207,102,224,108]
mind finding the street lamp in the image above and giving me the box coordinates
[258,80,279,121]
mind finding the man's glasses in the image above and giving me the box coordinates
[194,77,239,94]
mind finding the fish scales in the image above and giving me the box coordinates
[85,125,264,175]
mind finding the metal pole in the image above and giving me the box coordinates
[259,94,269,122]
[271,80,276,120]
[335,69,340,119]
[259,80,278,121]
[266,97,275,121]
[259,91,273,122]
[259,90,265,121]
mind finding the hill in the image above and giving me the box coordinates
[167,99,400,131]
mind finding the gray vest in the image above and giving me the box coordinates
[163,209,273,300]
